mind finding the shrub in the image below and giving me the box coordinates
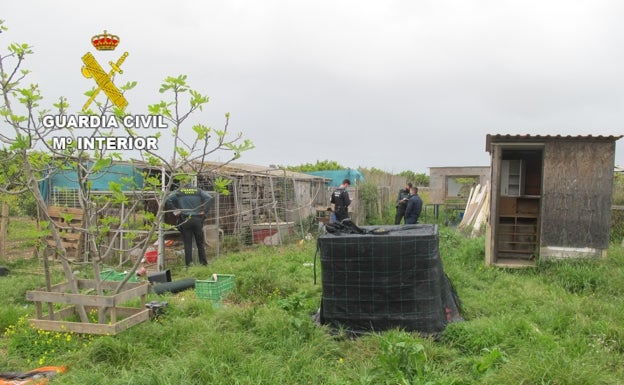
[358,180,380,223]
[613,173,624,205]
[611,208,624,244]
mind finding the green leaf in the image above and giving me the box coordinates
[10,133,31,150]
[84,87,97,97]
[53,97,69,110]
[175,147,189,157]
[148,103,162,115]
[120,81,137,91]
[92,157,112,173]
[145,155,162,166]
[189,89,209,110]
[214,177,232,196]
[61,213,74,224]
[192,124,210,139]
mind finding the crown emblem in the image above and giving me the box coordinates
[91,30,120,51]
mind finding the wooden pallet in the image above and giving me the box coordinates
[46,206,84,259]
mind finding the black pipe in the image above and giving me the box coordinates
[152,278,196,295]
[148,269,171,284]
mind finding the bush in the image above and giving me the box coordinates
[611,208,624,243]
[612,174,624,243]
[613,174,624,206]
[1,192,37,217]
[358,180,380,223]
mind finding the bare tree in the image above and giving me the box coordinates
[0,21,253,322]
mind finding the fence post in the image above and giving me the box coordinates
[0,202,8,256]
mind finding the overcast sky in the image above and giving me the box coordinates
[2,0,623,174]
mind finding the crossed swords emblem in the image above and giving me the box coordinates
[81,51,129,111]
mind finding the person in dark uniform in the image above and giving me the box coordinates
[394,182,412,224]
[165,184,213,266]
[330,179,351,222]
[405,186,423,225]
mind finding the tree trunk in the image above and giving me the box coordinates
[23,155,89,323]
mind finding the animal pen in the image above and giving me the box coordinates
[40,161,333,263]
[192,162,330,247]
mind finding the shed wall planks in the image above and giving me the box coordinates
[540,141,615,249]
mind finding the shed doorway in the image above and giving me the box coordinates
[493,147,543,266]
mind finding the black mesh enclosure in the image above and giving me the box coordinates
[317,224,462,335]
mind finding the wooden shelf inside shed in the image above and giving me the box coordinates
[497,196,540,260]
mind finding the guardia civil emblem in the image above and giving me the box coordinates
[81,30,129,111]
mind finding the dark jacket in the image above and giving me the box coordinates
[404,193,423,224]
[330,187,351,209]
[165,186,213,217]
[330,187,351,221]
[396,188,410,208]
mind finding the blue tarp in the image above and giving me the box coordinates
[305,169,364,187]
[40,162,145,203]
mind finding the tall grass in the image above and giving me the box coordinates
[1,222,624,384]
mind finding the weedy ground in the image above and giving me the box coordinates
[1,218,623,384]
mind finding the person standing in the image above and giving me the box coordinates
[330,179,351,222]
[165,184,213,266]
[404,186,423,225]
[394,182,412,224]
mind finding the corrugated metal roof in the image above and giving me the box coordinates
[486,134,623,151]
[191,161,330,181]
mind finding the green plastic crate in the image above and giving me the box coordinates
[100,269,137,283]
[196,274,235,301]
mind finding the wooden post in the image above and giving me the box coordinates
[269,176,282,246]
[0,202,8,257]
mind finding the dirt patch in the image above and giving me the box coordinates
[2,240,37,261]
[1,217,39,262]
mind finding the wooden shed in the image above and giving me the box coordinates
[485,134,622,267]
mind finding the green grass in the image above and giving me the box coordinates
[1,223,624,384]
[4,215,42,254]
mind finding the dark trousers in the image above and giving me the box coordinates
[335,207,349,222]
[395,204,407,225]
[178,215,207,266]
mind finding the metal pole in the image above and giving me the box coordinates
[215,191,220,258]
[119,200,125,266]
[269,176,282,245]
[158,166,166,271]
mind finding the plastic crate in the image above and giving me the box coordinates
[100,269,137,283]
[196,274,235,301]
